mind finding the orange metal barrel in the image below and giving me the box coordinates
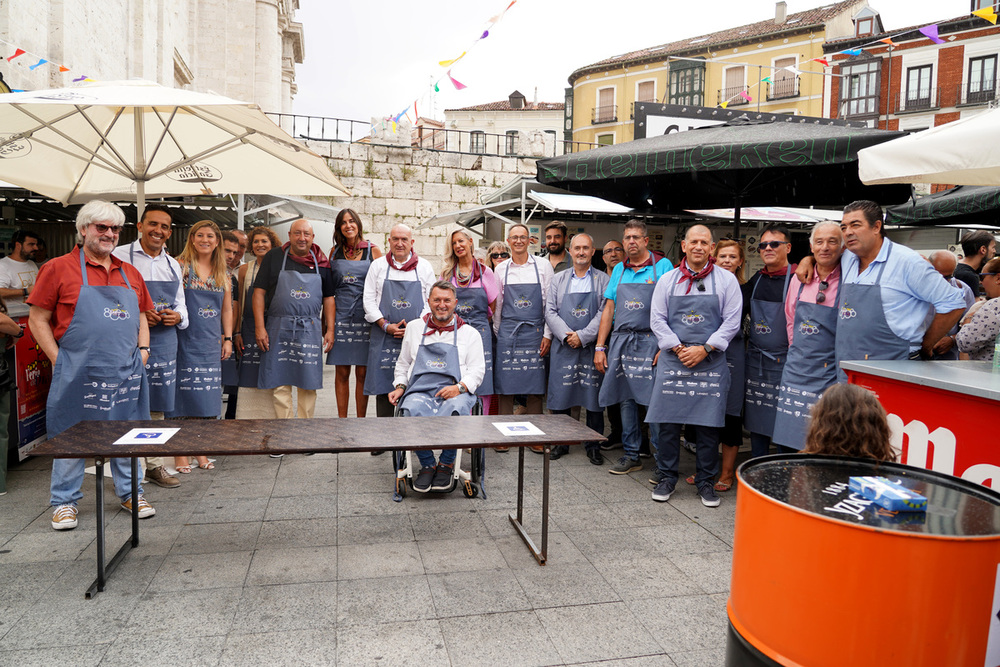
[726,455,1000,667]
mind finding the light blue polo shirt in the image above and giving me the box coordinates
[604,257,674,301]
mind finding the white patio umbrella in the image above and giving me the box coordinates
[0,80,349,213]
[858,107,1000,186]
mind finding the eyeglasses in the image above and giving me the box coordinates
[91,223,123,234]
[490,252,510,260]
[816,280,830,303]
[603,247,624,255]
[757,241,788,251]
[980,272,998,278]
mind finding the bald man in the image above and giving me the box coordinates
[925,249,976,360]
[253,219,337,423]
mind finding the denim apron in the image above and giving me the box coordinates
[398,322,476,416]
[237,261,265,388]
[725,328,745,417]
[220,274,240,386]
[835,242,911,381]
[547,271,602,412]
[494,260,546,396]
[772,277,841,450]
[598,262,660,407]
[364,267,425,396]
[327,245,373,366]
[452,263,493,395]
[47,250,149,437]
[167,273,224,418]
[131,245,179,413]
[257,249,324,390]
[744,270,791,437]
[646,270,729,428]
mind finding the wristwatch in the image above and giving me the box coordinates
[394,383,406,391]
[223,336,233,341]
[703,344,713,354]
[457,383,468,394]
[138,346,150,351]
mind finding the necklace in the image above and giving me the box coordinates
[455,260,475,286]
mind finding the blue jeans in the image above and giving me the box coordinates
[654,423,720,488]
[750,432,772,458]
[50,457,141,506]
[551,408,604,453]
[621,399,657,460]
[416,449,456,469]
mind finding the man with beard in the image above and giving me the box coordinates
[0,229,41,315]
[544,221,569,273]
[388,281,484,492]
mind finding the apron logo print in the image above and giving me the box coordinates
[424,359,448,370]
[103,305,130,320]
[840,304,857,319]
[392,298,411,309]
[198,306,219,318]
[513,297,533,309]
[681,310,705,325]
[798,320,820,335]
[153,297,171,312]
[455,303,473,315]
[571,306,589,318]
[342,274,360,285]
[623,299,644,311]
[290,288,311,300]
[753,319,772,334]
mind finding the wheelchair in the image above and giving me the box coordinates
[391,398,486,502]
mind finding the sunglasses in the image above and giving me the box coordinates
[980,272,998,278]
[816,280,829,303]
[490,252,510,260]
[757,241,788,251]
[91,222,123,234]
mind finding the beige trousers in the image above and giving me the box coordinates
[273,386,317,419]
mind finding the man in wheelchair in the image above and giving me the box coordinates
[388,280,485,492]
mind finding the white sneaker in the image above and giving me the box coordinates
[52,504,78,530]
[121,495,156,519]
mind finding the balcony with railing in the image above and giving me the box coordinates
[894,87,939,114]
[718,86,750,107]
[957,81,1000,106]
[592,104,618,124]
[630,99,658,119]
[766,77,799,101]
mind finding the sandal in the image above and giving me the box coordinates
[198,461,215,470]
[176,465,192,474]
[714,479,734,492]
[685,474,696,485]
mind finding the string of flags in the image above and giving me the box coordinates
[372,0,517,136]
[0,37,96,91]
[717,8,1000,108]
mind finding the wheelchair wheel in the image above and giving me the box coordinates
[462,480,478,498]
[395,475,407,498]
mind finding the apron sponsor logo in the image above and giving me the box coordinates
[623,299,644,311]
[840,303,857,319]
[798,320,820,335]
[513,296,533,309]
[571,306,589,318]
[424,359,448,370]
[342,274,360,285]
[392,298,411,309]
[198,306,219,318]
[290,287,312,300]
[753,319,772,334]
[455,303,474,315]
[153,297,171,312]
[681,310,705,325]
[0,133,31,158]
[104,305,130,320]
[166,162,222,183]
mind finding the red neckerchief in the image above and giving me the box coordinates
[624,253,654,271]
[388,251,420,272]
[423,313,465,335]
[281,242,331,269]
[759,265,789,277]
[678,257,715,294]
[342,239,371,256]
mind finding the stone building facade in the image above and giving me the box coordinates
[0,0,302,112]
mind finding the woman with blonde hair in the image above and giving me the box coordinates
[169,220,233,472]
[234,225,281,419]
[803,383,896,462]
[485,240,511,271]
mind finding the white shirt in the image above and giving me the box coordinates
[363,253,436,323]
[0,256,39,316]
[393,318,486,393]
[492,254,554,338]
[113,240,189,329]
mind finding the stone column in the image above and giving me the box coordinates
[254,0,281,113]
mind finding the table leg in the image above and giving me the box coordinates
[508,444,549,566]
[130,458,139,547]
[85,456,140,599]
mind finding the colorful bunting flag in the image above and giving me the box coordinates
[447,70,467,90]
[973,6,998,24]
[841,48,863,56]
[919,24,945,44]
[879,38,897,46]
[433,81,440,93]
[28,58,47,70]
[761,76,772,83]
[739,91,752,102]
[720,101,729,109]
[811,58,829,67]
[73,75,87,82]
[6,48,24,61]
[58,65,69,72]
[438,52,466,67]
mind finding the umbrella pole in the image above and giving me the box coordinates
[732,201,741,241]
[136,181,145,221]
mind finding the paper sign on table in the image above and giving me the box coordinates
[113,428,180,445]
[493,422,545,437]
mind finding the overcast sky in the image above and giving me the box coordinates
[292,1,964,123]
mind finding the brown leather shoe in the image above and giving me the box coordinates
[494,446,510,452]
[145,466,179,488]
[529,446,544,454]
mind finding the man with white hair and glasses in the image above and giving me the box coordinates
[29,200,156,530]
